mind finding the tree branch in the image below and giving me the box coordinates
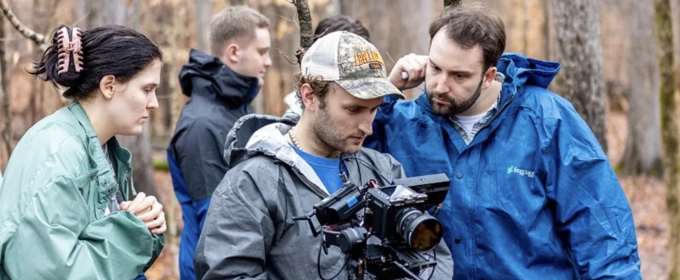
[290,0,312,65]
[444,0,462,8]
[276,46,298,65]
[0,0,47,51]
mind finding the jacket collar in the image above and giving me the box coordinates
[225,114,373,197]
[414,83,519,151]
[178,49,260,109]
[67,102,132,187]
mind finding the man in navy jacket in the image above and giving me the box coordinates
[167,6,271,280]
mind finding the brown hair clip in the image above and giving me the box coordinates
[57,26,84,75]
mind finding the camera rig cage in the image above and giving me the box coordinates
[294,173,450,280]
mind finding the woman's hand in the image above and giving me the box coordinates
[120,192,167,235]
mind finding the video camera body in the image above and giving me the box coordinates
[295,173,450,280]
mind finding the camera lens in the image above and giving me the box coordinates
[395,208,443,252]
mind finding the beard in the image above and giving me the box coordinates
[311,105,363,155]
[427,77,484,117]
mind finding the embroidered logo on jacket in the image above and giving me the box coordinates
[507,166,535,178]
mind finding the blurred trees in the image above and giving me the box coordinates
[0,1,677,176]
[618,1,662,175]
[0,0,676,175]
[654,0,679,277]
[552,0,608,153]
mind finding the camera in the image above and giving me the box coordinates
[295,173,450,280]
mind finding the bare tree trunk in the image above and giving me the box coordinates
[552,0,608,153]
[119,0,158,197]
[542,0,552,61]
[0,10,11,159]
[673,0,680,66]
[168,0,183,134]
[339,0,355,16]
[387,0,433,98]
[336,0,433,99]
[654,0,680,278]
[256,0,297,116]
[35,0,56,119]
[521,0,529,55]
[83,0,124,27]
[194,0,211,53]
[620,1,663,176]
[292,0,313,65]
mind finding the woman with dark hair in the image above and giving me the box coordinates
[0,24,166,279]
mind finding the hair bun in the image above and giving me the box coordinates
[51,26,84,88]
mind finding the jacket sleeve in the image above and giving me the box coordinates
[386,152,408,179]
[142,233,165,272]
[174,119,229,202]
[194,167,273,280]
[129,171,166,273]
[547,106,641,279]
[3,176,156,280]
[365,95,401,153]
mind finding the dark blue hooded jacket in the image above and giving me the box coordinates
[167,49,258,280]
[364,53,641,279]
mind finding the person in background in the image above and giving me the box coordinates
[283,14,370,120]
[0,24,166,279]
[364,2,642,279]
[166,5,272,280]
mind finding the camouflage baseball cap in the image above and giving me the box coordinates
[300,31,405,100]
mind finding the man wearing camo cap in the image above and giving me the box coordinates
[194,31,453,279]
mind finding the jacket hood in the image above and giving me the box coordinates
[178,49,259,108]
[497,52,561,90]
[223,114,298,167]
[223,114,337,195]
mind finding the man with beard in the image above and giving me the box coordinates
[364,3,641,279]
[194,31,453,280]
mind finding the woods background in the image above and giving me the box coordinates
[0,0,679,279]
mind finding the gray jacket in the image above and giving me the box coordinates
[194,114,453,280]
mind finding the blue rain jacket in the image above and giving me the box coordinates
[364,53,641,279]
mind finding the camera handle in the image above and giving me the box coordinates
[392,261,425,280]
[321,227,424,280]
[347,251,424,280]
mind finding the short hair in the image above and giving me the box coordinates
[293,73,333,110]
[209,6,270,56]
[429,2,506,71]
[313,15,370,43]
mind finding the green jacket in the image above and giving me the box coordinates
[0,102,164,279]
